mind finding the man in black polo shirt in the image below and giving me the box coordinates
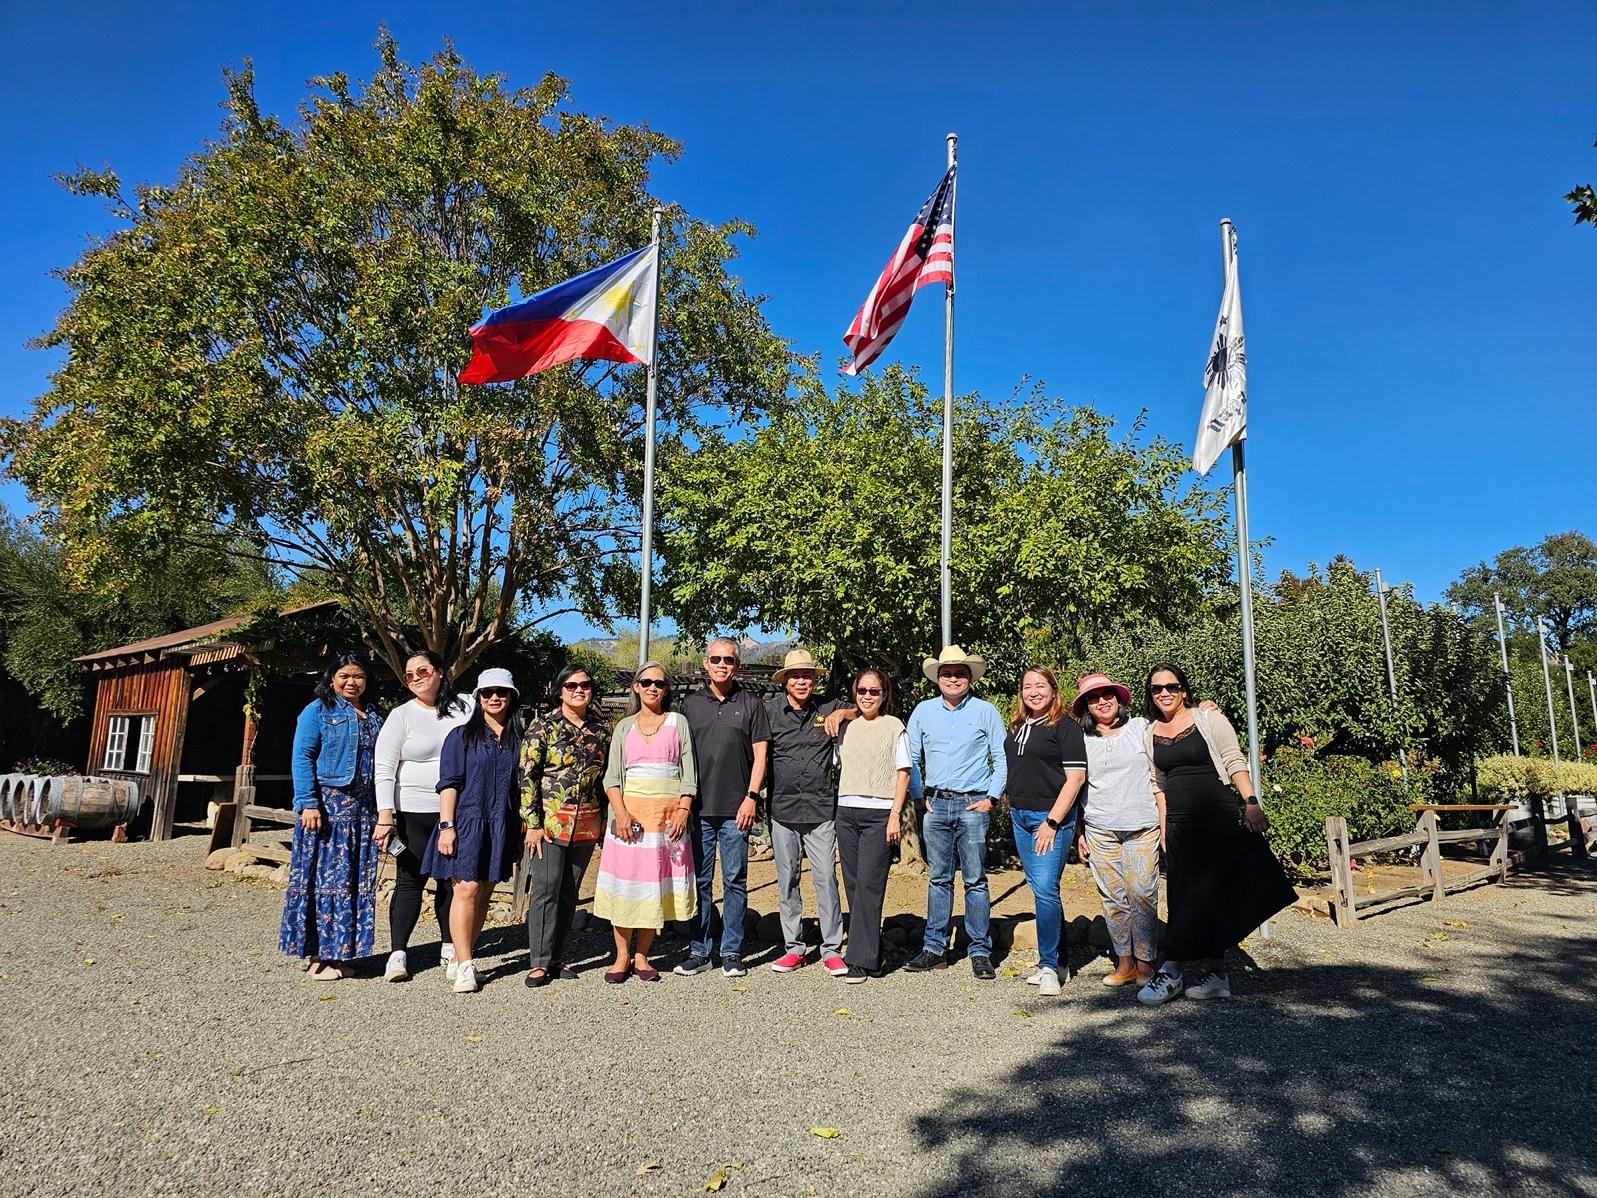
[763,649,851,976]
[676,636,770,978]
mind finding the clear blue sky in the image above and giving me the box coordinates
[2,1,1593,635]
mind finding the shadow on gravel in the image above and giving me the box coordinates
[908,861,1597,1198]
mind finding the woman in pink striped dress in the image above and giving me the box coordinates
[594,662,699,983]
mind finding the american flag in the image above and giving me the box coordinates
[842,166,956,375]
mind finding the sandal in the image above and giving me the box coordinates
[309,962,345,982]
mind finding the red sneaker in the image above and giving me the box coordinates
[770,951,806,973]
[822,955,848,977]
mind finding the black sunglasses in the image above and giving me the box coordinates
[855,687,883,696]
[1149,682,1185,696]
[562,680,594,692]
[637,678,669,690]
[479,688,515,700]
[707,655,739,666]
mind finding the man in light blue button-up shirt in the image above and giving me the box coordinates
[903,646,1007,978]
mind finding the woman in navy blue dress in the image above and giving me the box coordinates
[422,668,522,994]
[280,649,385,981]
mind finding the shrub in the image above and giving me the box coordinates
[1552,759,1597,796]
[12,756,79,777]
[1261,746,1425,874]
[1476,754,1550,802]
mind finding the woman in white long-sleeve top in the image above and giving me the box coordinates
[372,650,473,982]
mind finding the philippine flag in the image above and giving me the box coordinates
[459,245,659,384]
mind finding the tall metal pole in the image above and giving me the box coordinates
[1537,617,1561,764]
[939,132,957,649]
[1232,440,1262,799]
[635,206,664,670]
[1494,592,1520,756]
[1374,569,1408,783]
[1565,658,1583,756]
[1587,671,1597,747]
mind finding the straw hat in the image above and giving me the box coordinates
[922,645,987,685]
[773,648,821,685]
[1070,672,1130,718]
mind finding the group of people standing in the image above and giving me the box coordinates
[278,638,1296,1004]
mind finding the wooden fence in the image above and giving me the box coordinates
[1324,804,1514,927]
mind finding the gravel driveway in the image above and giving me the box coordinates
[1,832,1594,1197]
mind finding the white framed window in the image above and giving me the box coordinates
[103,716,130,771]
[135,718,157,774]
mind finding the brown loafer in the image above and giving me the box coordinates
[633,966,661,982]
[603,965,631,985]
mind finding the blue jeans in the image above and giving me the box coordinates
[1011,807,1075,971]
[922,795,991,957]
[691,816,748,960]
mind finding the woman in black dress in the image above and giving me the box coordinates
[1136,662,1296,1006]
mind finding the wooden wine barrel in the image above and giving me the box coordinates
[0,774,19,821]
[38,776,140,829]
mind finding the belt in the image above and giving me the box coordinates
[926,787,986,799]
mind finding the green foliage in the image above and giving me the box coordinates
[12,756,80,777]
[606,629,701,673]
[656,366,1229,697]
[1261,746,1425,872]
[2,34,787,682]
[1477,754,1597,800]
[1447,530,1597,656]
[1566,137,1596,226]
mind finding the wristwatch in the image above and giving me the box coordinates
[1045,816,1062,830]
[1243,798,1261,807]
[437,820,454,830]
[745,790,760,801]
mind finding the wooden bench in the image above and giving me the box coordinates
[1324,804,1515,927]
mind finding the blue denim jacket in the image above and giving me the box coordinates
[292,697,384,812]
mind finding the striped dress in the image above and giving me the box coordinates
[593,712,699,930]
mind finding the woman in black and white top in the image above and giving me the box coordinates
[1004,667,1088,997]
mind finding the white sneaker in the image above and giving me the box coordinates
[1025,968,1044,986]
[452,960,478,994]
[441,943,456,964]
[1137,968,1185,1006]
[1037,967,1062,997]
[445,961,459,983]
[1186,970,1232,1000]
[383,950,409,983]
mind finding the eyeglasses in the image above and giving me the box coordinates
[479,688,515,700]
[1085,690,1118,705]
[562,681,594,692]
[707,655,738,666]
[404,667,436,682]
[938,670,970,680]
[1149,683,1185,696]
[855,687,883,697]
[637,678,669,690]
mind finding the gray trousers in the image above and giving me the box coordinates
[525,838,596,969]
[771,818,843,956]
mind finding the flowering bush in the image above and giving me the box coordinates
[1260,746,1425,874]
[12,756,80,777]
[1476,755,1597,801]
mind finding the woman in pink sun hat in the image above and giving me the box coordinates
[1072,672,1163,989]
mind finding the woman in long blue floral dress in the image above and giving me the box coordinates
[280,649,385,980]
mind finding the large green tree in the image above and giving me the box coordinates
[2,34,787,681]
[1446,531,1597,657]
[655,366,1231,694]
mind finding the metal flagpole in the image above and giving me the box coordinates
[1494,592,1521,756]
[939,132,957,649]
[1232,440,1262,799]
[1565,658,1583,755]
[1588,671,1597,742]
[1537,617,1561,764]
[1374,569,1408,783]
[636,206,664,670]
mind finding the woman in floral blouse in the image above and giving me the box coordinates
[519,664,610,987]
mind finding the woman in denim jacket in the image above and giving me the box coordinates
[279,648,386,980]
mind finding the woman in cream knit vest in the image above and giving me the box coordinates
[834,668,911,984]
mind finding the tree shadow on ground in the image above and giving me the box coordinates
[909,861,1597,1198]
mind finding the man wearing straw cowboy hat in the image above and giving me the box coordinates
[762,648,852,977]
[904,645,1007,980]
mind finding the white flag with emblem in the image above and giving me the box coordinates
[1194,221,1247,476]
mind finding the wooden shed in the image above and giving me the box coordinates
[75,601,350,841]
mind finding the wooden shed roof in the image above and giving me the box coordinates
[76,600,342,671]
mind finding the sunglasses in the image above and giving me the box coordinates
[404,667,436,682]
[479,688,515,700]
[562,680,594,692]
[1149,683,1186,696]
[1085,690,1119,704]
[707,655,739,666]
[637,678,669,690]
[855,687,883,697]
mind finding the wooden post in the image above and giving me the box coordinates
[1490,807,1510,883]
[1569,797,1590,859]
[1529,795,1549,860]
[230,699,260,852]
[1326,816,1355,927]
[1421,810,1444,902]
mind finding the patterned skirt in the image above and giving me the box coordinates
[279,785,379,961]
[593,769,697,931]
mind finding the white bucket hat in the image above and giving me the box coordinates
[922,645,987,685]
[474,667,518,697]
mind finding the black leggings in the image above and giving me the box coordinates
[390,809,453,951]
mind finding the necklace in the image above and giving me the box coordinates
[635,711,667,738]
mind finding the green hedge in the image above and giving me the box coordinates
[1476,754,1597,800]
[1260,746,1424,873]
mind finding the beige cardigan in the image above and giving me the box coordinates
[1143,707,1252,796]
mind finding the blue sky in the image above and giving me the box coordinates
[2,1,1593,637]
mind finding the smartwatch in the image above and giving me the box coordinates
[746,790,760,801]
[437,820,454,830]
[1045,816,1062,830]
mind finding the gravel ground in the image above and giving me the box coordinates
[1,832,1594,1198]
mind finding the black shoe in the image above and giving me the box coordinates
[904,950,947,972]
[553,964,578,981]
[970,955,996,980]
[673,955,713,976]
[523,968,553,989]
[843,965,870,984]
